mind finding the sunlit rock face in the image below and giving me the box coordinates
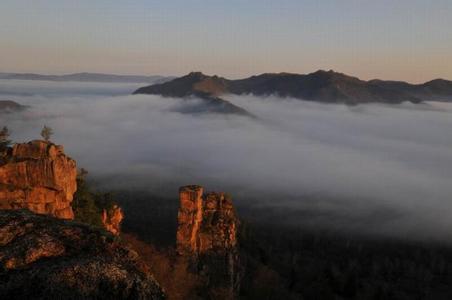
[176,185,240,299]
[0,140,77,219]
[177,185,237,255]
[0,209,165,300]
[102,204,124,235]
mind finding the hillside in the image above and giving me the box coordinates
[134,70,452,105]
[134,72,252,116]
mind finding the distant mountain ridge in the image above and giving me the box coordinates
[134,70,452,106]
[0,100,27,112]
[0,72,174,84]
[134,72,252,116]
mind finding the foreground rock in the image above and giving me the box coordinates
[0,140,77,219]
[0,209,165,300]
[177,185,240,299]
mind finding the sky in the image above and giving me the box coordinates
[1,0,451,82]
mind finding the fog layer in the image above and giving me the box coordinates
[2,79,452,241]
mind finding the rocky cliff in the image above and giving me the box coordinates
[0,140,77,219]
[176,185,240,298]
[0,209,165,299]
[177,185,237,255]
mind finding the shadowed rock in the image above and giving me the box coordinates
[0,209,165,300]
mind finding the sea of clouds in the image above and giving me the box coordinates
[1,79,452,241]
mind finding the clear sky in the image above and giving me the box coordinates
[1,0,451,82]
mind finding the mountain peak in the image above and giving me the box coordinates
[186,71,207,77]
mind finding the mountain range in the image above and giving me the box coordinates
[0,72,173,84]
[133,70,452,114]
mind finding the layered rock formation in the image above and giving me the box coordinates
[0,209,165,299]
[176,185,240,298]
[0,140,77,219]
[102,204,124,235]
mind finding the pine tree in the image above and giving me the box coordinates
[0,126,11,153]
[41,125,53,142]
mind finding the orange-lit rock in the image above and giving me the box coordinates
[176,185,240,299]
[0,140,77,219]
[176,185,204,255]
[177,185,238,256]
[102,204,124,235]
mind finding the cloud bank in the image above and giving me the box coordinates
[2,79,452,241]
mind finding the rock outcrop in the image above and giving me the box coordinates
[0,140,77,219]
[177,185,237,255]
[0,209,165,300]
[176,185,240,298]
[102,204,124,235]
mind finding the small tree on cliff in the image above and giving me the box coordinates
[0,126,11,153]
[41,125,53,142]
[73,168,117,228]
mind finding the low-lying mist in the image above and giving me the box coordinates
[2,79,452,241]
